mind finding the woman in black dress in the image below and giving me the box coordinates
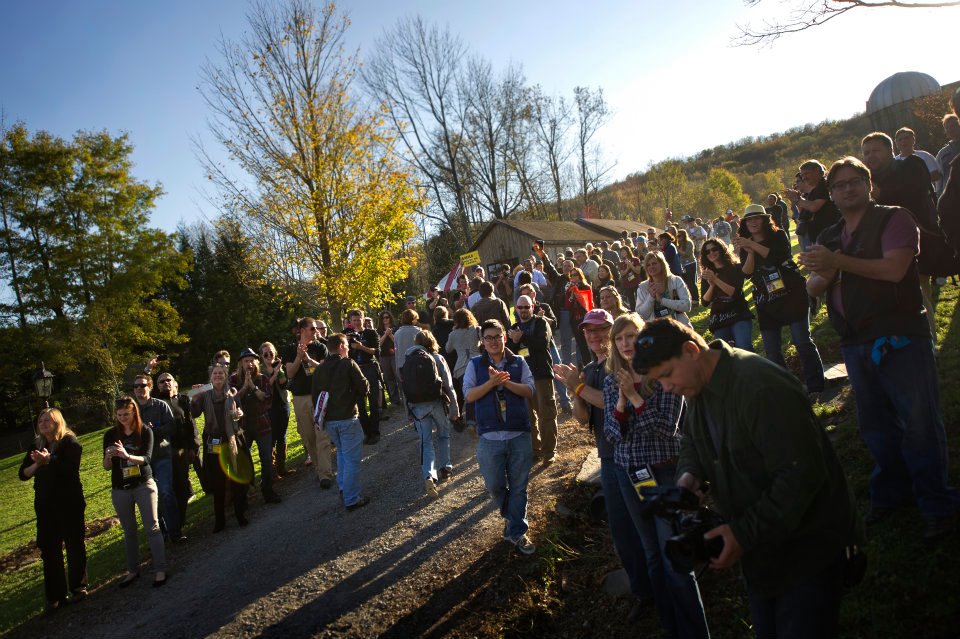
[19,408,88,612]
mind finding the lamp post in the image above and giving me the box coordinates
[32,362,54,408]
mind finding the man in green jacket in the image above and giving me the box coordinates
[632,317,860,639]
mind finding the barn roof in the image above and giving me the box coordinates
[470,219,617,250]
[576,218,660,235]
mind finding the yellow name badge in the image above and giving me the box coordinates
[631,465,658,500]
[765,272,785,293]
[210,444,223,454]
[122,465,141,479]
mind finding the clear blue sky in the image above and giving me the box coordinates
[2,0,957,232]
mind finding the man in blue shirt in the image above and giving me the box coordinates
[463,319,537,555]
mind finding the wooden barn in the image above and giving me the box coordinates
[470,218,660,273]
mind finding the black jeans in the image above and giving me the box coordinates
[358,363,382,438]
[681,263,699,304]
[36,505,87,602]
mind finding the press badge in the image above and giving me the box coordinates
[210,438,223,454]
[122,462,141,479]
[632,464,658,500]
[764,271,785,293]
[654,303,671,318]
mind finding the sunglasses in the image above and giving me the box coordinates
[132,383,149,389]
[516,305,531,310]
[158,378,174,384]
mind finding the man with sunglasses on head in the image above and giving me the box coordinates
[509,295,558,466]
[282,318,333,487]
[154,372,201,535]
[132,373,182,543]
[633,318,860,639]
[463,319,537,556]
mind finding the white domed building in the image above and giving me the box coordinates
[866,71,944,134]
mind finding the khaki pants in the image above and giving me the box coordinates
[529,377,558,460]
[292,394,334,480]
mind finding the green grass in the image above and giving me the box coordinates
[0,408,306,633]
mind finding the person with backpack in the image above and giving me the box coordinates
[404,330,460,498]
[463,319,537,556]
[311,333,370,511]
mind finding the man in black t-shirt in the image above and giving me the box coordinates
[345,309,382,444]
[282,317,332,487]
[785,160,840,251]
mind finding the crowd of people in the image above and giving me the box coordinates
[18,93,960,637]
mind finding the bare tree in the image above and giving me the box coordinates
[734,0,960,46]
[364,16,474,245]
[573,86,610,215]
[529,86,573,220]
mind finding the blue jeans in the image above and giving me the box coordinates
[842,338,960,518]
[476,434,533,541]
[747,553,843,639]
[558,309,574,366]
[549,341,571,409]
[411,401,452,481]
[600,457,653,601]
[151,457,180,538]
[325,418,364,506]
[760,313,825,392]
[616,465,710,639]
[713,319,754,352]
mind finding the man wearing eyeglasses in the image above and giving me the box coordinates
[802,156,960,543]
[132,374,182,543]
[282,317,333,487]
[154,373,201,534]
[463,319,537,555]
[509,295,558,466]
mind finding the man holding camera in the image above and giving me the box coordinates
[633,318,860,639]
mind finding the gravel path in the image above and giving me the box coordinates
[10,407,588,639]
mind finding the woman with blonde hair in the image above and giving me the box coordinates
[602,313,708,639]
[598,285,629,319]
[635,251,692,326]
[105,396,168,587]
[19,408,87,610]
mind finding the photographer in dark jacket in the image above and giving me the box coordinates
[345,309,382,444]
[312,333,371,511]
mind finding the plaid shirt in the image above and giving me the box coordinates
[602,373,684,473]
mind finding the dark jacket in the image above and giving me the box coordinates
[510,315,554,380]
[19,435,85,512]
[137,397,175,460]
[156,392,200,451]
[312,354,369,422]
[678,341,859,597]
[471,296,511,329]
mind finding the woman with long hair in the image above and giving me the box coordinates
[191,364,249,532]
[635,251,692,326]
[565,266,594,367]
[104,397,168,587]
[699,238,755,351]
[231,349,278,504]
[20,408,87,611]
[602,314,709,639]
[446,308,482,427]
[676,228,700,306]
[594,262,616,299]
[377,311,402,406]
[260,341,292,477]
[736,205,825,395]
[598,285,629,319]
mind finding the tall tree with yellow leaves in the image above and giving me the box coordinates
[199,0,420,326]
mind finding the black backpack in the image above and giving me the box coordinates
[402,349,443,404]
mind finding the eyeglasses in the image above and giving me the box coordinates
[829,177,866,192]
[133,383,149,389]
[482,334,504,342]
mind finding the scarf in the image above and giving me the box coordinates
[202,387,239,466]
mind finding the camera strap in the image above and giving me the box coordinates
[702,403,722,458]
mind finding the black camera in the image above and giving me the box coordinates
[639,486,726,572]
